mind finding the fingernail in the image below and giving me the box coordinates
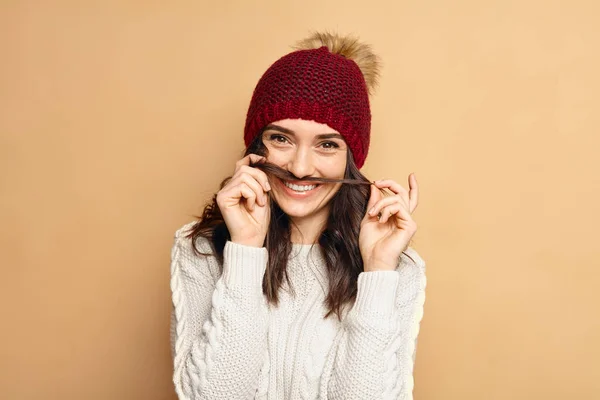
[369,207,375,215]
[265,181,271,191]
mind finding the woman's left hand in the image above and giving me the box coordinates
[359,174,419,272]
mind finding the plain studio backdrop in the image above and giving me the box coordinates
[1,1,598,399]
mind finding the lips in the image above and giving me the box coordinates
[284,181,318,192]
[278,179,321,198]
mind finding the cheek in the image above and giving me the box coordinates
[264,148,288,167]
[322,157,347,178]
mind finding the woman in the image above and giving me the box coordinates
[170,32,426,400]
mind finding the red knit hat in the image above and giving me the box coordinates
[244,45,372,168]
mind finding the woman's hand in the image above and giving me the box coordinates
[216,154,271,247]
[359,174,419,272]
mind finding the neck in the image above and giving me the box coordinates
[289,208,330,244]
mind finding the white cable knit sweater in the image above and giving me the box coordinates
[170,221,427,400]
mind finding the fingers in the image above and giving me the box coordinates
[235,165,271,192]
[366,179,417,228]
[235,154,266,172]
[378,202,416,231]
[234,155,270,191]
[230,172,269,207]
[408,173,419,212]
[218,155,272,212]
[373,179,409,208]
[368,194,409,219]
[373,174,419,213]
[239,183,257,211]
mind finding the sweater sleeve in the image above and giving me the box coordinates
[169,223,270,400]
[320,247,427,400]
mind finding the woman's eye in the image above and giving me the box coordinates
[321,141,340,149]
[270,134,289,144]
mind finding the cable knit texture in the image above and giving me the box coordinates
[170,222,427,399]
[244,46,372,168]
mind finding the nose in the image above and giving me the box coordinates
[287,146,315,179]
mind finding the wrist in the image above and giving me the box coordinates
[352,271,400,318]
[363,259,396,272]
[223,241,268,288]
[230,236,265,248]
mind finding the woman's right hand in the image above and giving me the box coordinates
[216,154,272,247]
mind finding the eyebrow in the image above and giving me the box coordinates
[264,124,344,140]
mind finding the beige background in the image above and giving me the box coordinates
[1,1,599,399]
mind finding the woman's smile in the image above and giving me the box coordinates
[278,178,322,199]
[261,118,347,223]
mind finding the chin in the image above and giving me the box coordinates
[276,202,321,219]
[271,178,337,220]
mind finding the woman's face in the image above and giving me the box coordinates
[262,118,348,223]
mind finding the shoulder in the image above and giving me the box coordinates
[171,221,221,282]
[173,221,215,255]
[174,221,197,239]
[400,246,426,273]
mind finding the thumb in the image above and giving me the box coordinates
[365,184,382,215]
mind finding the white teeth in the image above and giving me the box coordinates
[284,181,317,192]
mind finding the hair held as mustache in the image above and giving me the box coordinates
[250,159,374,186]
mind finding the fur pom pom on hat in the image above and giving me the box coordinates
[243,32,381,169]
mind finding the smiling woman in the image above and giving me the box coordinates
[261,119,348,229]
[169,32,426,400]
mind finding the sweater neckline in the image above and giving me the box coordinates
[291,242,320,248]
[288,243,328,292]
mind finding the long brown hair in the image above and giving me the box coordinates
[186,131,373,320]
